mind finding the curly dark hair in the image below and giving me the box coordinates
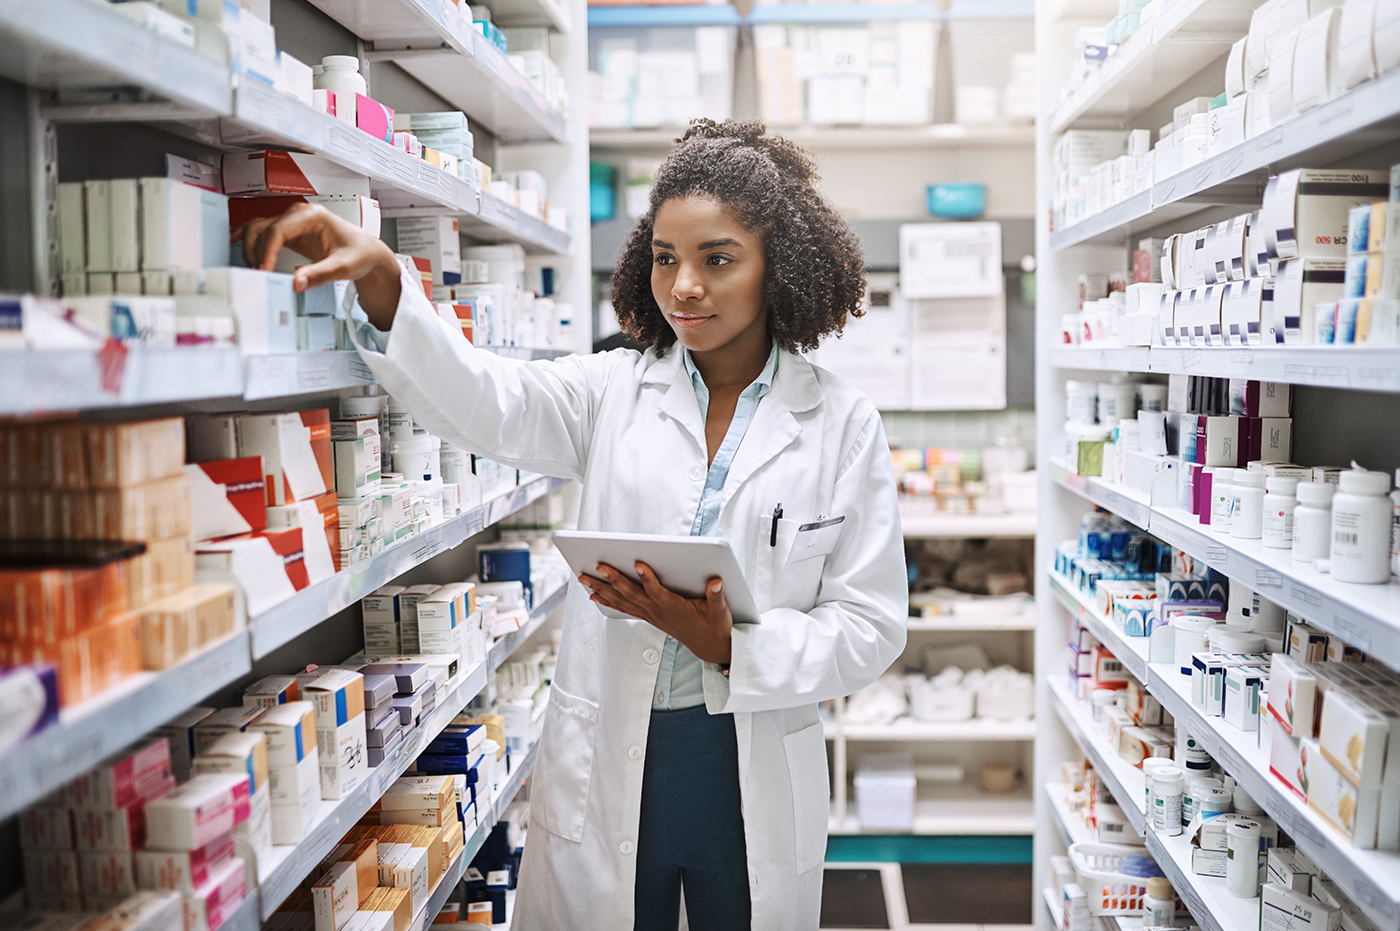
[610,119,866,355]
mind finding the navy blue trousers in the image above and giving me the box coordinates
[634,705,751,931]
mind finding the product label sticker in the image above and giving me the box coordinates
[786,516,845,565]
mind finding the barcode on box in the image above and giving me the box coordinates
[1335,532,1358,546]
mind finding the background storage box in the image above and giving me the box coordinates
[589,19,738,129]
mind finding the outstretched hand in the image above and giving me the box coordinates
[231,202,402,329]
[579,561,733,665]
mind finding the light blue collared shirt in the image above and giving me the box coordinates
[652,342,779,711]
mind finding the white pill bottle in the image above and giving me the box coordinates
[1331,465,1393,583]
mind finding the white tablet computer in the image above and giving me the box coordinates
[551,530,762,625]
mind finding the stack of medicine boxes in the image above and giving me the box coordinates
[332,414,383,568]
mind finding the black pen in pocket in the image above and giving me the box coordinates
[770,502,783,547]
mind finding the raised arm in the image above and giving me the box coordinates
[236,204,613,481]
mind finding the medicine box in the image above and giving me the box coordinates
[396,217,462,286]
[247,701,321,845]
[67,738,174,811]
[333,436,382,499]
[1317,689,1391,788]
[185,854,247,931]
[193,705,265,757]
[1266,846,1315,893]
[222,151,371,198]
[133,833,236,893]
[1266,654,1317,737]
[72,803,148,852]
[144,774,252,850]
[1260,882,1340,931]
[417,583,470,658]
[363,585,406,655]
[185,458,266,542]
[313,859,359,931]
[1302,737,1382,847]
[237,409,333,506]
[192,732,269,801]
[1223,664,1267,731]
[1262,168,1389,260]
[242,675,300,709]
[306,669,369,799]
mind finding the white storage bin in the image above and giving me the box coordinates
[947,3,1035,123]
[855,752,916,831]
[975,665,1035,719]
[588,23,737,128]
[908,675,975,721]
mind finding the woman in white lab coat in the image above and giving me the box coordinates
[237,119,908,931]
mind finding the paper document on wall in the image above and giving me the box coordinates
[809,278,910,409]
[900,222,1002,299]
[909,295,1006,411]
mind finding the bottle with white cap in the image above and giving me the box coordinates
[1331,465,1393,583]
[1391,468,1399,577]
[316,55,366,126]
[1262,476,1298,548]
[1211,468,1235,533]
[1143,877,1176,928]
[1231,470,1266,539]
[1226,819,1262,897]
[1293,481,1335,564]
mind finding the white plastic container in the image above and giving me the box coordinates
[1261,476,1298,548]
[1233,784,1264,818]
[1216,630,1267,654]
[1151,767,1184,836]
[1066,380,1099,424]
[1331,467,1393,583]
[1143,877,1175,927]
[1230,470,1265,540]
[1211,468,1236,533]
[1197,786,1233,817]
[316,56,365,126]
[1391,469,1400,576]
[1142,757,1178,814]
[385,396,418,443]
[1091,689,1118,721]
[392,435,438,482]
[1185,775,1223,823]
[1293,481,1335,563]
[1226,820,1262,897]
[1174,617,1219,675]
[1097,380,1138,426]
[1138,383,1168,413]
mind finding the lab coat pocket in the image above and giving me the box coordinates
[759,517,826,610]
[783,721,830,873]
[531,684,599,843]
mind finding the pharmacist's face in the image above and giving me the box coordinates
[650,195,767,354]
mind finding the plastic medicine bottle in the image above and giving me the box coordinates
[1293,481,1335,564]
[1143,877,1176,928]
[317,56,366,126]
[1226,820,1262,897]
[1332,467,1393,583]
[1151,767,1184,836]
[1210,468,1235,533]
[1261,476,1298,548]
[1230,470,1266,540]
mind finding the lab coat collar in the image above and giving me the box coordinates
[641,344,824,414]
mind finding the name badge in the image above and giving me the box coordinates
[786,516,845,565]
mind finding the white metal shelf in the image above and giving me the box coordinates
[0,631,252,822]
[1147,660,1400,931]
[1148,505,1400,671]
[1048,0,1256,134]
[1044,782,1093,848]
[1047,675,1147,834]
[840,718,1037,742]
[1050,345,1400,393]
[906,614,1037,632]
[488,581,567,673]
[251,476,568,658]
[490,0,571,32]
[1049,459,1154,530]
[307,0,566,144]
[898,498,1038,538]
[460,190,572,256]
[1047,467,1400,669]
[253,658,487,918]
[1143,823,1259,931]
[0,0,229,116]
[831,782,1035,835]
[225,82,478,216]
[589,123,1036,151]
[1047,569,1150,682]
[1049,67,1400,252]
[493,739,539,822]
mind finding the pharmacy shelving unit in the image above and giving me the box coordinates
[0,0,590,918]
[825,506,1038,841]
[1033,1,1400,929]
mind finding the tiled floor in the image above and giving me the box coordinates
[820,862,1035,931]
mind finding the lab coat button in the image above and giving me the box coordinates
[628,746,643,761]
[642,649,659,664]
[688,465,705,481]
[619,840,636,855]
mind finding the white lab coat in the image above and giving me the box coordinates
[352,267,908,930]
